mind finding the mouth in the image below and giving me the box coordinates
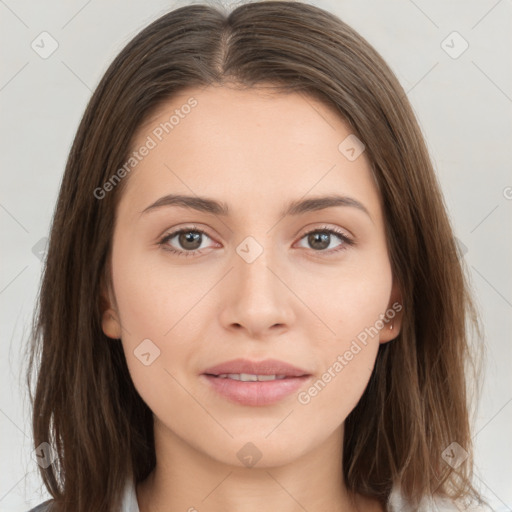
[201,358,312,406]
[212,373,291,381]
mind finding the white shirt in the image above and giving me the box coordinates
[120,477,140,512]
[119,476,493,511]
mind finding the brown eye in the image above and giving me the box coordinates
[177,231,203,250]
[296,227,354,254]
[159,227,214,257]
[307,231,331,250]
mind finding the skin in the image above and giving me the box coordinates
[101,83,403,512]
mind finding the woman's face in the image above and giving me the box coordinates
[102,84,402,468]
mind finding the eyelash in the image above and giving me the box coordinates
[158,224,354,258]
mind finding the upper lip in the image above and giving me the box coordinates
[202,358,310,377]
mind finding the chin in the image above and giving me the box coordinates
[203,431,321,470]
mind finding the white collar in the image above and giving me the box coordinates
[120,477,140,512]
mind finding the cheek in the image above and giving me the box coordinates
[295,311,382,433]
[111,245,208,412]
[302,339,378,415]
[301,251,393,343]
[111,242,200,340]
[297,260,391,419]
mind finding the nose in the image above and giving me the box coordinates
[220,241,295,339]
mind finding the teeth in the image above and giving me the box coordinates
[257,374,278,381]
[216,373,288,381]
[239,373,257,382]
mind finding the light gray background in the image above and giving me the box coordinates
[1,0,511,510]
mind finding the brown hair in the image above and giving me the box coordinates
[26,1,487,510]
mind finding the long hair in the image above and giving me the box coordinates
[26,1,486,510]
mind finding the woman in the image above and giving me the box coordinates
[26,1,490,511]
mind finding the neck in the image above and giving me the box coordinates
[136,419,383,512]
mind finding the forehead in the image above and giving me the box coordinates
[119,84,382,225]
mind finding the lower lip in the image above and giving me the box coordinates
[202,375,311,406]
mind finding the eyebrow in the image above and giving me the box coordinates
[140,193,373,222]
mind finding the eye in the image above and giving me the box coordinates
[295,225,354,254]
[158,224,354,258]
[158,225,217,257]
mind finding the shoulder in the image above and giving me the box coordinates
[26,499,54,512]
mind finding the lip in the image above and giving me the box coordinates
[201,358,312,406]
[203,358,310,377]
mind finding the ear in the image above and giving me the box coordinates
[99,275,122,340]
[379,277,403,344]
